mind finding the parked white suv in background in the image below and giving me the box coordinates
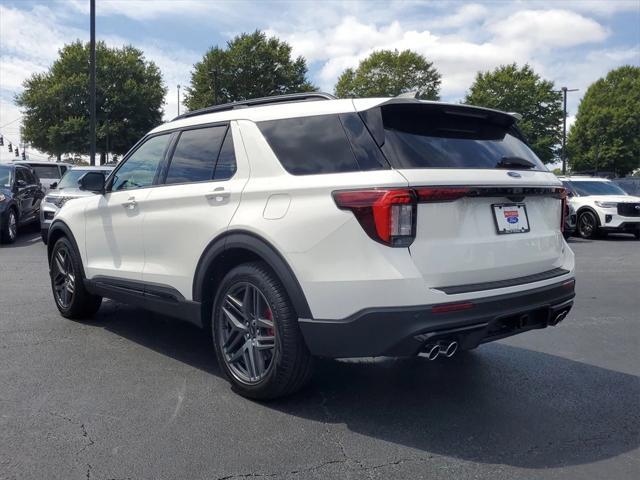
[560,176,640,239]
[47,93,576,399]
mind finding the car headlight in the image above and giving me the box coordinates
[594,201,618,208]
[0,193,5,202]
[44,196,72,208]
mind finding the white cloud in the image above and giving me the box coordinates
[434,3,490,28]
[488,9,608,50]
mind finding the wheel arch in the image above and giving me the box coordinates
[47,220,87,279]
[576,206,602,226]
[193,230,313,328]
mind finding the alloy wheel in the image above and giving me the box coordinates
[8,211,17,241]
[51,246,76,309]
[218,282,276,384]
[578,212,596,238]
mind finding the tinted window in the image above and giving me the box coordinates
[339,113,388,170]
[111,134,171,191]
[15,168,28,184]
[214,129,237,180]
[165,126,227,184]
[31,164,62,179]
[24,169,38,185]
[259,114,360,175]
[366,104,546,171]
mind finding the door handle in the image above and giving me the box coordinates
[205,187,230,203]
[122,197,137,210]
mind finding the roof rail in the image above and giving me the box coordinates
[172,92,337,121]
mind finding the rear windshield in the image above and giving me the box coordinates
[366,103,546,171]
[30,164,61,179]
[565,180,627,196]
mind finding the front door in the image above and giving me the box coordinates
[84,133,172,281]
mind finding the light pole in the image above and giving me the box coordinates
[89,0,96,166]
[177,84,181,116]
[557,86,579,175]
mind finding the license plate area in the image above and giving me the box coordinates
[492,203,530,234]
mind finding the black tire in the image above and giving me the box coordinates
[212,261,313,399]
[0,208,18,244]
[577,211,599,239]
[50,237,102,319]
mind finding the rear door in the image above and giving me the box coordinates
[362,102,566,289]
[142,122,249,297]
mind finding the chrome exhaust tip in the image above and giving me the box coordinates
[423,344,440,361]
[550,310,568,326]
[439,341,458,358]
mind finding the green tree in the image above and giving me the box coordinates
[568,66,640,176]
[334,49,441,100]
[16,41,166,162]
[184,31,315,110]
[464,63,563,164]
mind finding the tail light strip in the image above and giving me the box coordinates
[333,186,567,247]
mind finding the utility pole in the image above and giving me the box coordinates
[177,84,181,116]
[558,86,578,175]
[89,0,96,166]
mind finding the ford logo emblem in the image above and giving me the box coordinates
[507,171,522,178]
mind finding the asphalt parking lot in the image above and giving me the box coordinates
[1,232,638,480]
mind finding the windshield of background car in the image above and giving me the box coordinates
[0,166,12,188]
[362,103,547,170]
[31,164,61,180]
[567,181,628,196]
[57,170,104,189]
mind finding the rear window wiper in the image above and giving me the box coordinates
[495,156,536,170]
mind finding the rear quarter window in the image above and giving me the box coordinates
[258,114,385,175]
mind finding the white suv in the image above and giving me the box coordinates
[47,93,576,399]
[560,176,640,239]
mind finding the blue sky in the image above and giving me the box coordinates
[1,0,639,162]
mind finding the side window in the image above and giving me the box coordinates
[25,169,38,185]
[111,134,171,191]
[15,168,28,185]
[165,126,226,184]
[213,129,237,180]
[258,114,360,175]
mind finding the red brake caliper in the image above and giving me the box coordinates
[264,308,275,337]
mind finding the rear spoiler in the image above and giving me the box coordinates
[358,99,523,147]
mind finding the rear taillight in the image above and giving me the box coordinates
[415,187,471,202]
[560,188,568,233]
[333,189,416,247]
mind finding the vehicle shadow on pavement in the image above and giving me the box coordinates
[0,229,42,249]
[96,304,639,470]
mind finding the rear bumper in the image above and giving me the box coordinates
[299,278,575,358]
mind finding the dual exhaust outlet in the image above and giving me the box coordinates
[422,340,458,361]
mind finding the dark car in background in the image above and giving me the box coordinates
[0,163,45,244]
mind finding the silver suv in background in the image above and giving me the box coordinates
[15,161,72,192]
[40,165,114,242]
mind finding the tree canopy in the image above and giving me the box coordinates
[184,30,315,111]
[334,49,441,100]
[464,63,562,164]
[16,41,166,161]
[567,66,640,177]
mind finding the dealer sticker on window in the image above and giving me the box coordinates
[492,203,530,234]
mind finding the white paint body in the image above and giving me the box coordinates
[56,98,575,320]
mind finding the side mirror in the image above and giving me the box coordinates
[50,182,58,189]
[79,172,105,193]
[16,179,27,188]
